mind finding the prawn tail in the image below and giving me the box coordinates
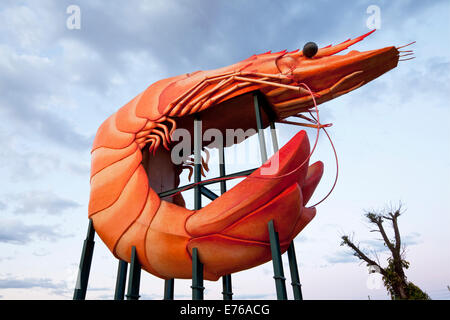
[87,93,178,277]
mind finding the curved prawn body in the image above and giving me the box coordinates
[89,30,402,280]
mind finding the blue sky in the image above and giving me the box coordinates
[0,0,449,300]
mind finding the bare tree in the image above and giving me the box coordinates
[341,204,430,300]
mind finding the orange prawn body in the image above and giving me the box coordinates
[88,30,401,280]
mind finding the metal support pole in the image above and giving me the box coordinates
[73,219,95,300]
[191,248,204,300]
[269,122,279,152]
[269,122,303,300]
[219,143,227,195]
[222,275,233,300]
[164,279,174,300]
[254,92,268,163]
[287,242,303,300]
[114,260,128,300]
[268,220,287,300]
[191,115,204,300]
[126,246,141,300]
[255,95,287,299]
[219,145,233,300]
[194,115,202,210]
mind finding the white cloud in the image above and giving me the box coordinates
[7,190,80,215]
[0,276,62,289]
[0,219,67,244]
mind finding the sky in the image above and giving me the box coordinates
[0,0,449,300]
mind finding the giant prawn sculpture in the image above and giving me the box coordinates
[89,30,413,280]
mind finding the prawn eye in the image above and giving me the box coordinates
[303,42,318,58]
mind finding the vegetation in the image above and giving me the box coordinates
[340,204,430,300]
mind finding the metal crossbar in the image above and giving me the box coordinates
[158,168,256,198]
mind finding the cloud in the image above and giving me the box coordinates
[0,219,67,244]
[32,248,51,257]
[0,139,61,181]
[294,235,309,243]
[0,2,93,152]
[0,43,92,148]
[0,256,13,262]
[65,161,90,176]
[359,238,390,252]
[334,232,423,266]
[0,275,78,297]
[7,191,80,215]
[0,131,90,183]
[68,0,358,75]
[0,273,79,299]
[233,293,273,299]
[324,250,358,264]
[358,231,423,252]
[402,232,423,246]
[0,1,63,52]
[0,277,62,289]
